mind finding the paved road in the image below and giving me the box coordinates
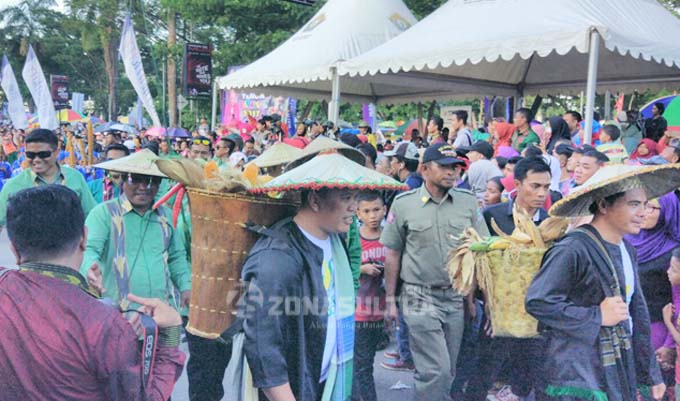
[0,231,415,400]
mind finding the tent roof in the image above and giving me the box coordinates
[337,0,680,104]
[217,0,416,101]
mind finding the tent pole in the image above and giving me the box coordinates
[211,80,218,132]
[328,66,341,124]
[584,29,600,145]
[604,90,611,120]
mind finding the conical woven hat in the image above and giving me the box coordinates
[94,149,166,177]
[287,136,366,168]
[549,163,680,217]
[253,142,304,168]
[250,152,408,193]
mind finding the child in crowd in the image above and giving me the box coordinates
[351,191,387,401]
[596,124,628,164]
[663,248,680,400]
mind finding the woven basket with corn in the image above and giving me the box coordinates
[448,204,568,338]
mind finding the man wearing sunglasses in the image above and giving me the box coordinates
[0,129,96,233]
[88,144,130,203]
[213,136,236,167]
[80,149,191,317]
[189,136,212,161]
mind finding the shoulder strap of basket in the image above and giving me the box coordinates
[106,199,131,309]
[572,227,622,298]
[0,267,11,282]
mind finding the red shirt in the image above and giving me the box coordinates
[355,235,387,322]
[0,268,185,401]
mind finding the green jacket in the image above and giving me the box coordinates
[0,165,96,226]
[80,196,191,309]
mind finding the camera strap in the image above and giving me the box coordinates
[139,313,158,396]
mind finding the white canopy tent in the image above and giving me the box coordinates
[338,0,680,144]
[216,0,417,124]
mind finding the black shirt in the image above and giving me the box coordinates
[483,200,549,236]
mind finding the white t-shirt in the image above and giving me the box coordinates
[453,128,473,148]
[298,225,335,382]
[619,242,635,332]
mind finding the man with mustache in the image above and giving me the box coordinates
[381,143,489,401]
[79,150,191,315]
[0,129,96,233]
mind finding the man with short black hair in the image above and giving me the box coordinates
[382,143,489,401]
[88,144,130,203]
[660,144,680,164]
[427,116,446,144]
[527,164,677,401]
[469,157,552,400]
[564,110,583,141]
[451,110,473,148]
[214,136,236,166]
[190,136,212,161]
[574,150,610,188]
[512,108,540,152]
[0,185,185,400]
[0,129,96,231]
[644,102,668,142]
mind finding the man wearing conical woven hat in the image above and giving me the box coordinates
[240,152,407,401]
[79,149,192,314]
[526,164,680,401]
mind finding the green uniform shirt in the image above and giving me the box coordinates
[0,165,96,226]
[80,197,192,308]
[380,185,489,288]
[512,128,541,152]
[88,178,121,204]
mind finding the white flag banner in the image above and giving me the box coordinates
[119,14,161,127]
[21,46,58,130]
[71,92,85,115]
[1,54,27,129]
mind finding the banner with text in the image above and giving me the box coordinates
[183,43,212,99]
[51,75,69,110]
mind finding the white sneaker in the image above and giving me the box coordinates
[495,386,520,401]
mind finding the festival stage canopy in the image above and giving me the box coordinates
[216,0,417,105]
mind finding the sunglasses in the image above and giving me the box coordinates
[127,174,162,186]
[193,139,211,146]
[26,151,53,160]
[108,173,123,180]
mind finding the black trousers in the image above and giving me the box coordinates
[465,333,543,401]
[183,318,233,401]
[351,320,385,401]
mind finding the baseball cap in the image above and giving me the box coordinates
[459,141,494,160]
[421,143,465,165]
[271,113,282,122]
[358,120,370,128]
[384,142,419,161]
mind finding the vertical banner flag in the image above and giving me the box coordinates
[71,92,85,115]
[119,13,161,127]
[50,75,69,110]
[22,45,58,130]
[183,43,212,98]
[1,54,27,129]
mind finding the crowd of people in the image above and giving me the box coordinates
[0,102,679,401]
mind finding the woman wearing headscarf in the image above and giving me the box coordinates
[629,138,659,162]
[625,192,680,378]
[546,116,572,153]
[493,122,516,157]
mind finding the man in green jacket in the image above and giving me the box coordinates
[80,150,191,312]
[0,129,96,232]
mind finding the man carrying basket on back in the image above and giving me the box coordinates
[526,163,680,401]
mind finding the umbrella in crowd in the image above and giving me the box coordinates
[57,109,85,123]
[167,127,190,138]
